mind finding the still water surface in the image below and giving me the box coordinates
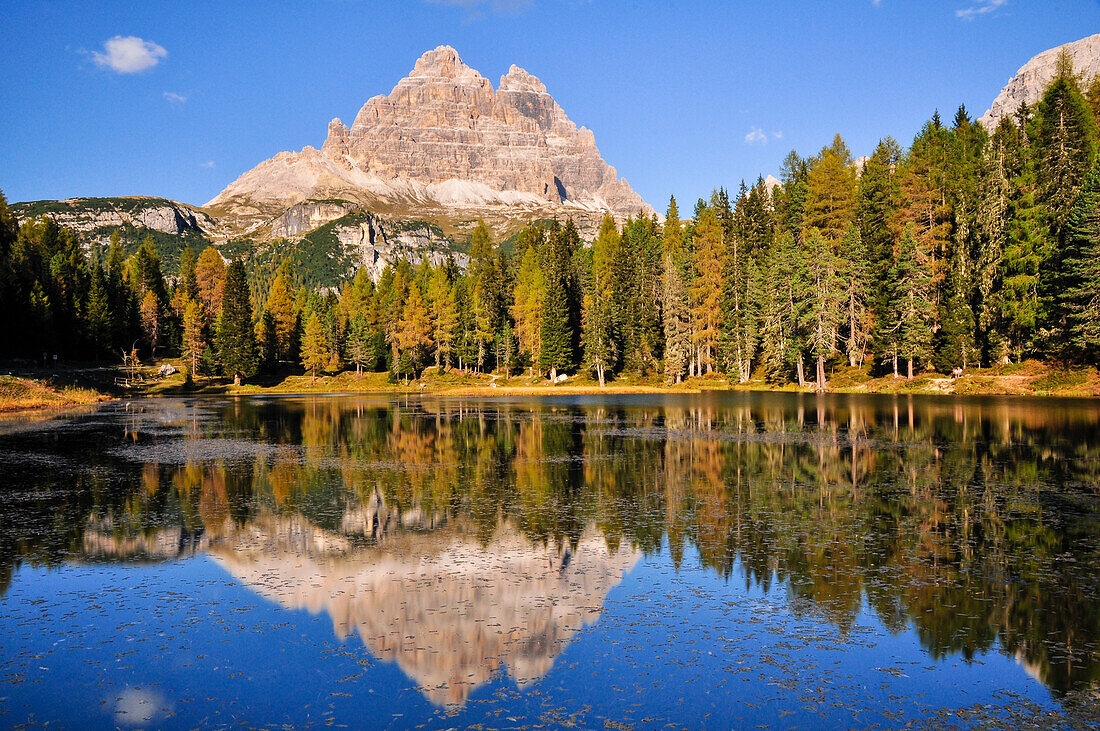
[0,392,1098,728]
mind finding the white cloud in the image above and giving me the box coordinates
[745,127,768,145]
[92,36,167,73]
[772,130,784,140]
[956,0,1006,20]
[199,161,215,169]
[163,91,186,104]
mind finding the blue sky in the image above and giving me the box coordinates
[1,1,1097,211]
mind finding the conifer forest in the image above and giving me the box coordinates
[1,55,1098,390]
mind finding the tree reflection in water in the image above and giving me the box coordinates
[0,392,1097,702]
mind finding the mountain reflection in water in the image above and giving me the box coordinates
[0,392,1098,709]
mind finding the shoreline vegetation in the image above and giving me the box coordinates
[3,358,1099,416]
[0,374,110,413]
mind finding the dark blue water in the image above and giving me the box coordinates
[1,393,1097,728]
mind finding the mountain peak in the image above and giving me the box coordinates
[499,64,547,94]
[207,46,652,238]
[409,45,480,81]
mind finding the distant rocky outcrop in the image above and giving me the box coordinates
[300,210,469,283]
[206,46,653,239]
[980,33,1100,130]
[11,196,214,241]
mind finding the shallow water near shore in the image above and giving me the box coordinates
[1,391,1098,728]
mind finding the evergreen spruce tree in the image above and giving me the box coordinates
[1059,164,1100,360]
[858,137,902,367]
[256,310,278,374]
[538,221,578,381]
[497,320,515,376]
[975,128,1014,365]
[662,252,691,385]
[1033,49,1099,242]
[801,229,844,389]
[839,224,873,368]
[583,215,619,386]
[426,265,458,370]
[140,291,160,358]
[662,197,691,383]
[177,245,199,302]
[85,264,111,356]
[345,312,373,374]
[1034,51,1100,345]
[718,186,754,382]
[891,225,935,378]
[539,281,572,382]
[216,260,257,385]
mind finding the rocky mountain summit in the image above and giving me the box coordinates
[980,32,1100,129]
[206,46,653,238]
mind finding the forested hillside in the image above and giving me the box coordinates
[0,52,1097,389]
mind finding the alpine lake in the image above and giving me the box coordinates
[1,391,1098,729]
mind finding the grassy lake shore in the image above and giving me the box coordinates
[2,359,1098,415]
[0,374,112,413]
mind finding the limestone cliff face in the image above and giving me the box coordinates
[11,197,214,240]
[207,46,652,238]
[980,33,1100,130]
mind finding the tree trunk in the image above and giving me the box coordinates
[598,363,605,388]
[907,358,914,380]
[849,292,858,367]
[796,358,805,387]
[817,354,826,392]
[892,353,899,378]
[234,372,242,387]
[550,365,558,384]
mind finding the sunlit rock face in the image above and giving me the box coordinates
[980,33,1100,130]
[10,197,214,243]
[206,46,653,238]
[208,517,638,706]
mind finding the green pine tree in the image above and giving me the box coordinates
[216,260,258,385]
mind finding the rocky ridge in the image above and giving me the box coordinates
[11,196,213,241]
[206,46,653,239]
[980,33,1100,130]
[298,208,468,283]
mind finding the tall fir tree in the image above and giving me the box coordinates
[890,225,935,378]
[216,260,257,385]
[1059,163,1100,359]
